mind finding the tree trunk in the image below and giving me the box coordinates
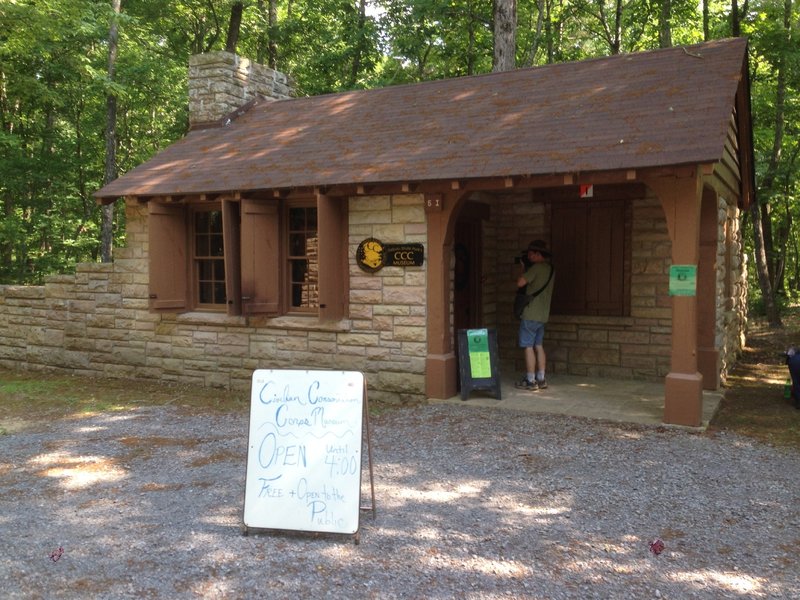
[658,0,672,48]
[612,0,622,54]
[268,0,278,69]
[101,0,121,264]
[0,69,12,270]
[756,0,791,292]
[731,0,740,36]
[545,0,553,63]
[349,0,367,87]
[522,0,545,67]
[493,0,517,72]
[225,2,244,54]
[751,201,783,327]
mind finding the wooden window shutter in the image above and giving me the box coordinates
[586,201,625,315]
[316,194,348,321]
[550,199,627,316]
[240,199,280,315]
[551,204,587,315]
[222,199,242,316]
[148,202,188,312]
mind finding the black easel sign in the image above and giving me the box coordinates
[243,370,366,535]
[457,328,502,400]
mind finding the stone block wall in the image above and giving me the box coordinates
[549,195,673,379]
[718,198,748,380]
[491,192,673,380]
[189,52,294,126]
[0,196,428,404]
[0,188,746,398]
[488,189,747,383]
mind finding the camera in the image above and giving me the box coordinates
[513,251,532,269]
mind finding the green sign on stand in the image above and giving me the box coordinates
[669,265,697,296]
[457,328,501,401]
[466,328,491,379]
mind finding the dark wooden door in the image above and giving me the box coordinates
[453,218,483,333]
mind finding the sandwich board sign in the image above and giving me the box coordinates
[243,369,367,537]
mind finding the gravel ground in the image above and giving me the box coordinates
[1,402,799,599]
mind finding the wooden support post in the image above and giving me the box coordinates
[425,192,461,399]
[645,171,704,427]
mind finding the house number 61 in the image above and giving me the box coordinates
[425,195,442,212]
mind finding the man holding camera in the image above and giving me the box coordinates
[515,240,555,392]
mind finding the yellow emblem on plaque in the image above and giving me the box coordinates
[356,237,385,272]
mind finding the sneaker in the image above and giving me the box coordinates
[537,378,548,390]
[514,377,539,391]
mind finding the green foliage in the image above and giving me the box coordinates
[0,0,797,299]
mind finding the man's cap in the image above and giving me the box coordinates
[528,240,552,257]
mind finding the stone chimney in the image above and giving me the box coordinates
[188,52,295,127]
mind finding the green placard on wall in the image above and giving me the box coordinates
[466,328,491,379]
[669,265,697,296]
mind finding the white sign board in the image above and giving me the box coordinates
[243,369,365,535]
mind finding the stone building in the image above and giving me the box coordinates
[0,39,753,426]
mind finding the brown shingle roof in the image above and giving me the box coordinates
[95,38,750,199]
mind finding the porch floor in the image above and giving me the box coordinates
[431,374,724,429]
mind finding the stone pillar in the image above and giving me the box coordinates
[188,52,294,127]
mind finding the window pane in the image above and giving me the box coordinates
[210,234,224,256]
[199,282,213,304]
[214,282,227,304]
[199,259,214,280]
[195,212,210,231]
[196,234,209,257]
[289,233,305,256]
[193,208,226,307]
[289,207,306,230]
[286,206,318,310]
[291,282,303,308]
[208,211,222,233]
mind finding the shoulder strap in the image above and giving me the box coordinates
[526,264,553,300]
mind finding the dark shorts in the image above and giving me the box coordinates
[519,319,545,347]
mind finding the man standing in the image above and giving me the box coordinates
[515,240,555,391]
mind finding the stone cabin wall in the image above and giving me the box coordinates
[0,196,429,404]
[0,189,746,398]
[487,189,747,382]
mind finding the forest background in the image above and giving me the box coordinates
[0,0,797,323]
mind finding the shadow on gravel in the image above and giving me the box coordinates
[2,401,797,599]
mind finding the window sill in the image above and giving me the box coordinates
[550,314,635,325]
[249,315,353,332]
[174,311,353,332]
[175,311,248,327]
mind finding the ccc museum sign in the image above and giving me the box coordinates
[356,237,425,273]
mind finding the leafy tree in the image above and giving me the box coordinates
[0,0,796,320]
